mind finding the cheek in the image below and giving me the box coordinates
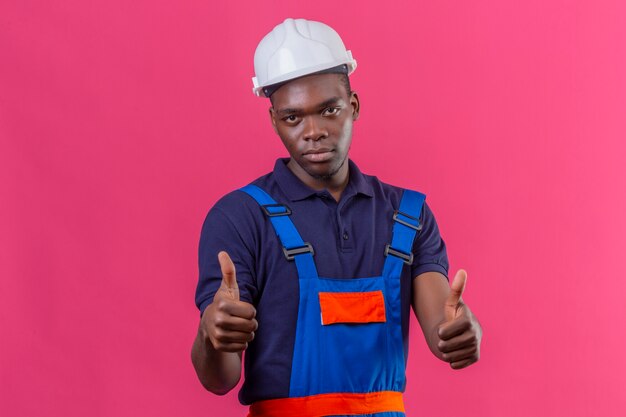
[277,132,300,154]
[338,118,353,141]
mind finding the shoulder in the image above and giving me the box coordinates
[357,171,435,229]
[215,171,275,211]
[202,171,275,232]
[211,189,259,217]
[361,172,426,209]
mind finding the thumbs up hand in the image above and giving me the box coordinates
[436,269,482,369]
[201,251,258,353]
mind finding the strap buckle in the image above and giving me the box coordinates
[384,244,414,265]
[262,204,292,217]
[283,243,314,261]
[393,210,422,231]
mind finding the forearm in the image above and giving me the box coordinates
[191,325,242,395]
[412,272,449,361]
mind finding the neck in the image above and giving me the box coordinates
[287,158,350,202]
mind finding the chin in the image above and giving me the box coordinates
[304,168,331,180]
[305,160,345,180]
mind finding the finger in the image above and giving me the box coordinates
[437,331,476,353]
[442,345,479,363]
[438,312,470,340]
[219,299,257,320]
[450,358,477,370]
[215,329,256,344]
[218,251,239,300]
[212,341,249,353]
[215,316,259,333]
[446,269,467,308]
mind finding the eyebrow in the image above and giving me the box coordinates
[275,97,343,117]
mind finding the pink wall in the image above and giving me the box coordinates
[2,1,625,416]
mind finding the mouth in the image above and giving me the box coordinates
[302,149,334,163]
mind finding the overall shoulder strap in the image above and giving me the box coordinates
[239,184,318,279]
[382,189,426,277]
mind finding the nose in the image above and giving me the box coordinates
[302,115,328,141]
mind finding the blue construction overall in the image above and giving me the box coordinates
[240,184,425,417]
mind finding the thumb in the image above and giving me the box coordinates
[218,251,239,300]
[444,269,467,321]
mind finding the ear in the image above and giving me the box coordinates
[268,106,278,134]
[350,91,360,121]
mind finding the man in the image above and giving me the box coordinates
[192,18,482,417]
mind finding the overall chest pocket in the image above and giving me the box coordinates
[318,290,387,325]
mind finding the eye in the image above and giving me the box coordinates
[282,115,299,124]
[322,107,341,116]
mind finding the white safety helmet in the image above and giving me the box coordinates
[252,18,357,97]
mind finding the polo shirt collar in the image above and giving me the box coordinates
[273,158,374,202]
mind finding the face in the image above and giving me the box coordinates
[269,73,360,186]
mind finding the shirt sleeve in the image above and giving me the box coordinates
[195,198,259,315]
[411,201,449,280]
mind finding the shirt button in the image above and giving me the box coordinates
[343,232,349,240]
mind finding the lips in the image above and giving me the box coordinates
[303,149,334,162]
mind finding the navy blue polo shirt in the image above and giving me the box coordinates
[195,158,449,405]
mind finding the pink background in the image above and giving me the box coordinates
[2,1,625,416]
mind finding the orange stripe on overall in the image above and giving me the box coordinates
[247,391,405,417]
